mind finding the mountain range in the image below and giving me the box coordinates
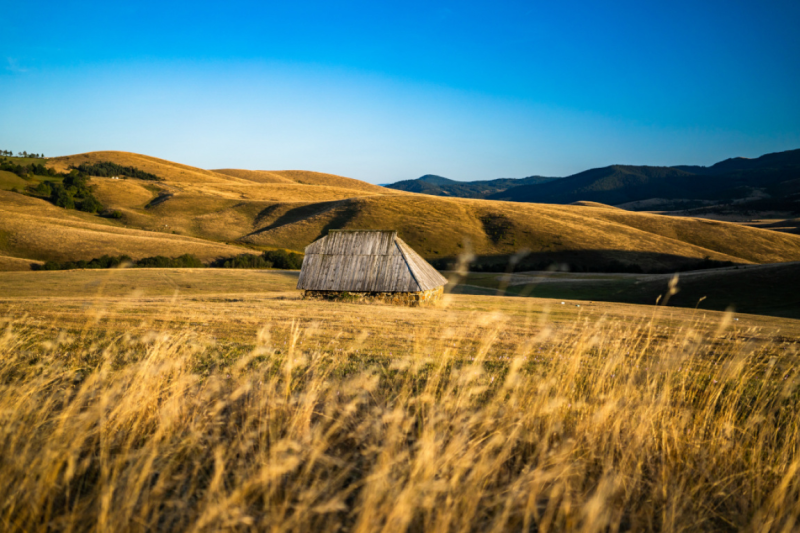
[385,174,557,198]
[385,149,800,213]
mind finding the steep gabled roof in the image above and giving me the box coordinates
[296,230,448,292]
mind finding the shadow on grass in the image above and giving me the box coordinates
[248,199,363,240]
[448,257,800,320]
[430,249,739,275]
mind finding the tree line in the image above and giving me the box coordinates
[2,157,105,214]
[1,150,45,158]
[34,250,304,271]
[1,158,58,179]
[1,157,163,215]
[70,162,163,181]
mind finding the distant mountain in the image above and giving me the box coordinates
[488,148,800,213]
[384,150,800,213]
[384,174,558,198]
[675,149,800,175]
[488,165,706,205]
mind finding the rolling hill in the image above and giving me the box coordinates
[3,150,800,274]
[0,190,251,265]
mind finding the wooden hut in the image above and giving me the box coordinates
[297,230,447,305]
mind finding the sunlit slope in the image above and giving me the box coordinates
[569,201,621,209]
[240,195,800,270]
[52,152,395,198]
[0,254,42,271]
[214,168,393,194]
[0,191,249,263]
[48,151,235,185]
[52,152,400,242]
[585,208,800,264]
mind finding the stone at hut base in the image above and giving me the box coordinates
[303,286,443,306]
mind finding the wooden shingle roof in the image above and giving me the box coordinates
[296,230,448,292]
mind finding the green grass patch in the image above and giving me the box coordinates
[0,170,28,191]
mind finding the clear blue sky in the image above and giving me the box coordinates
[1,0,799,183]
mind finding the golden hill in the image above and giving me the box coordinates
[0,253,41,271]
[3,150,800,272]
[238,194,800,270]
[0,191,251,263]
[569,200,621,209]
[213,168,392,194]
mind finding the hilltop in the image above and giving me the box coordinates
[2,150,800,273]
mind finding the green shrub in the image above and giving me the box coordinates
[34,181,53,197]
[261,249,303,269]
[211,250,304,270]
[50,185,75,210]
[136,254,204,268]
[33,255,133,271]
[211,254,274,269]
[78,195,104,213]
[71,162,163,181]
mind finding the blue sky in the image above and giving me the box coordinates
[1,1,799,183]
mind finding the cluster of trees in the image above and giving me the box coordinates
[71,162,163,181]
[1,158,161,216]
[0,158,58,179]
[211,249,304,269]
[135,254,205,268]
[36,254,203,271]
[1,150,45,158]
[211,253,275,269]
[35,255,133,271]
[0,157,106,213]
[36,250,304,271]
[33,170,104,213]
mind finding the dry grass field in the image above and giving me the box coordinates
[4,151,800,273]
[1,269,799,531]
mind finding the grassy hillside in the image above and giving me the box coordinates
[0,254,41,271]
[214,168,392,193]
[239,194,800,272]
[0,170,30,191]
[0,190,252,263]
[3,150,800,274]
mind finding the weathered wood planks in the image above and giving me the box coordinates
[296,230,447,293]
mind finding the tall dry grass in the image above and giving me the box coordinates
[0,306,798,532]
